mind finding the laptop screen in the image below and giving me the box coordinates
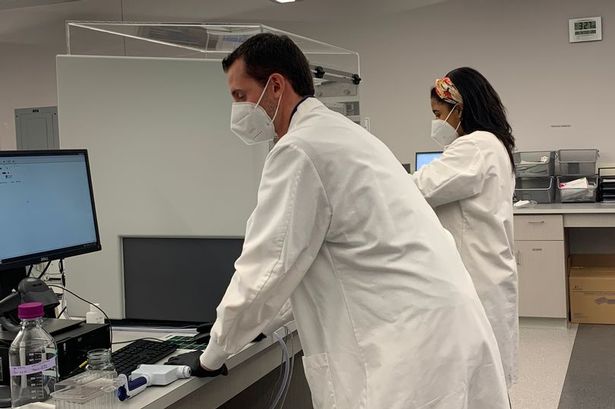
[415,151,443,171]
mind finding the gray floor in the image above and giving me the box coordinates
[510,320,615,409]
[510,319,577,409]
[558,325,615,409]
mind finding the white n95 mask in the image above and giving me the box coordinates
[430,105,460,148]
[230,77,282,145]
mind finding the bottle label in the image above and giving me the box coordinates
[9,357,56,376]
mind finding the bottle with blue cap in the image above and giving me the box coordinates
[8,302,58,407]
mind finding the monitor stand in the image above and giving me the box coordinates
[0,269,84,335]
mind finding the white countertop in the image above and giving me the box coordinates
[117,323,300,409]
[36,324,300,409]
[514,203,615,214]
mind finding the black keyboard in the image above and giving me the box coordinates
[165,333,209,351]
[112,339,178,376]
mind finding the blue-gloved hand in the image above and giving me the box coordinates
[164,351,228,377]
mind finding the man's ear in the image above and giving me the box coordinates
[270,73,285,96]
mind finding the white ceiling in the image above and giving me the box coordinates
[0,0,121,43]
[0,0,79,10]
[0,0,449,45]
[123,0,449,23]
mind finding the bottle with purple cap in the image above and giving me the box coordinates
[8,302,58,407]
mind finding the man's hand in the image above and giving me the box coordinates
[165,351,228,377]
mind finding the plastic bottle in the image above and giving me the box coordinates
[9,302,58,408]
[85,304,105,324]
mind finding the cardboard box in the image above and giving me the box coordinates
[569,254,615,324]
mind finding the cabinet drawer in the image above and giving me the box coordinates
[514,215,564,241]
[515,240,567,318]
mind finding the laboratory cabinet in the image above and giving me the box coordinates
[514,215,567,318]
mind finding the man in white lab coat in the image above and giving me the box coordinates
[168,34,509,409]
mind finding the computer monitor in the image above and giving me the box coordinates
[0,150,101,271]
[122,237,244,325]
[415,151,443,171]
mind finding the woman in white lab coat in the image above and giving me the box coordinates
[412,67,518,389]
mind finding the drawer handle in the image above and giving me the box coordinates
[528,221,545,224]
[516,250,521,266]
[531,248,543,252]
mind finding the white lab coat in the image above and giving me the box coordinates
[201,99,509,409]
[412,131,519,388]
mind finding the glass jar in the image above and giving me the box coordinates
[85,349,116,379]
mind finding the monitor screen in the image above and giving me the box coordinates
[0,150,101,269]
[415,151,443,171]
[122,237,243,324]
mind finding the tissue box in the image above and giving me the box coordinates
[557,176,598,203]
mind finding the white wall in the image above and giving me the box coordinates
[267,0,615,166]
[3,0,614,163]
[0,0,122,149]
[2,0,615,315]
[57,56,268,317]
[0,43,59,147]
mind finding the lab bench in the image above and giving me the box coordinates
[514,203,615,319]
[117,324,305,409]
[35,323,307,409]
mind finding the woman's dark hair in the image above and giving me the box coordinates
[222,33,315,97]
[431,67,515,169]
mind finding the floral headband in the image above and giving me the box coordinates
[434,77,463,105]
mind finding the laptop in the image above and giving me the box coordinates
[415,151,443,172]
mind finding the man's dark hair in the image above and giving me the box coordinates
[222,33,315,97]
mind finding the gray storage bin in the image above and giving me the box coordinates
[515,177,556,203]
[513,151,556,177]
[557,149,599,176]
[557,176,598,203]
